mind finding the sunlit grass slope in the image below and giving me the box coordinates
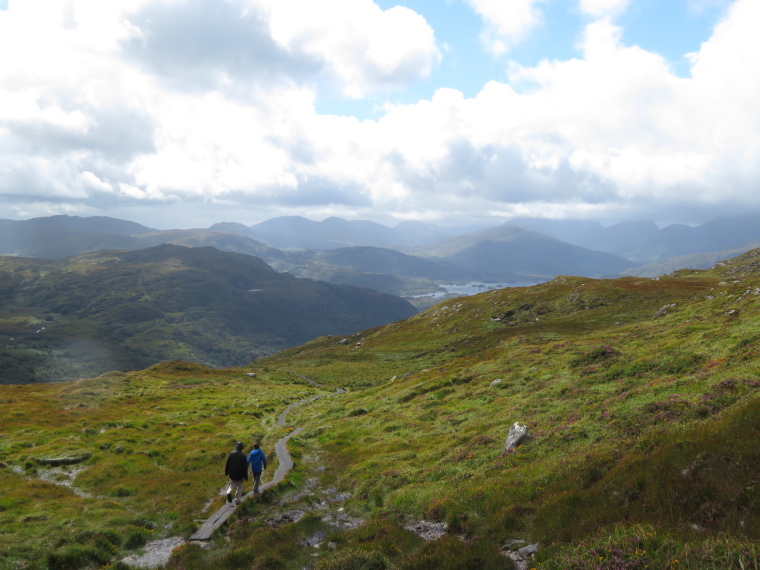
[252,250,760,568]
[2,250,760,569]
[0,362,320,568]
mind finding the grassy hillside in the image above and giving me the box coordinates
[0,244,416,384]
[1,250,760,568]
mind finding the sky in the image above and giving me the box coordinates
[0,0,757,230]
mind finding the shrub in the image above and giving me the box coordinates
[124,528,149,549]
[46,544,110,570]
[397,536,507,570]
[315,548,390,570]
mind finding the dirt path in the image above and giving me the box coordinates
[122,377,343,566]
[188,386,342,541]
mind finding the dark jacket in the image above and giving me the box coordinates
[225,450,248,481]
[247,448,267,473]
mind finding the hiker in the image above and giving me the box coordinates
[224,442,248,505]
[247,442,267,494]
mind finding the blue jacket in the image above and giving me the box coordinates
[247,448,267,473]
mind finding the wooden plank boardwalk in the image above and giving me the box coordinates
[189,386,343,541]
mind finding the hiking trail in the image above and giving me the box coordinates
[188,376,343,542]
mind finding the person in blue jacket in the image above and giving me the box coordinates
[247,442,267,494]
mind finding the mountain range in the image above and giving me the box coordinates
[0,244,415,384]
[4,212,760,305]
[509,214,760,264]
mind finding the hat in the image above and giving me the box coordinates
[235,442,244,451]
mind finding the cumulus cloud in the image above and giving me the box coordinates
[1,0,760,228]
[123,0,322,96]
[259,0,440,97]
[464,0,546,55]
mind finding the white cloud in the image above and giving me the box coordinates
[1,0,760,227]
[464,0,546,55]
[259,0,440,97]
[578,0,630,19]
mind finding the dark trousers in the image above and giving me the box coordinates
[252,471,262,493]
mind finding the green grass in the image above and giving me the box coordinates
[2,250,760,568]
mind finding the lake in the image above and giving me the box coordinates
[413,281,544,299]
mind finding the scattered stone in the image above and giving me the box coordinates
[328,542,337,550]
[302,531,326,548]
[654,303,676,319]
[404,520,447,541]
[501,542,539,570]
[245,373,257,378]
[727,309,740,318]
[404,372,412,377]
[338,338,349,345]
[322,511,364,530]
[504,423,530,452]
[501,539,526,550]
[490,379,502,387]
[120,537,186,569]
[266,510,305,528]
[324,488,352,503]
[519,543,539,556]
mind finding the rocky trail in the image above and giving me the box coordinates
[121,376,343,568]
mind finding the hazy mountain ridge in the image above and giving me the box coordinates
[511,213,760,263]
[6,213,760,303]
[249,215,455,249]
[0,244,416,384]
[403,223,634,280]
[0,216,637,301]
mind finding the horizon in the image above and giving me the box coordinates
[0,211,711,233]
[2,1,758,229]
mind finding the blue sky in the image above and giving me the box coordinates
[0,0,757,230]
[317,0,731,118]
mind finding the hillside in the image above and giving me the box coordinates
[621,245,760,278]
[0,244,416,384]
[1,249,759,568]
[512,213,760,264]
[406,224,634,280]
[250,216,454,249]
[0,216,636,301]
[269,246,468,298]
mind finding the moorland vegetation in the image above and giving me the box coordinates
[1,250,760,568]
[0,244,415,384]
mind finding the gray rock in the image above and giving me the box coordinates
[302,530,326,547]
[404,520,448,541]
[654,303,676,319]
[121,537,185,569]
[266,510,305,528]
[502,542,539,570]
[338,338,349,345]
[504,423,529,452]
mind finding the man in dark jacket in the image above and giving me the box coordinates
[224,442,248,505]
[247,442,267,495]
